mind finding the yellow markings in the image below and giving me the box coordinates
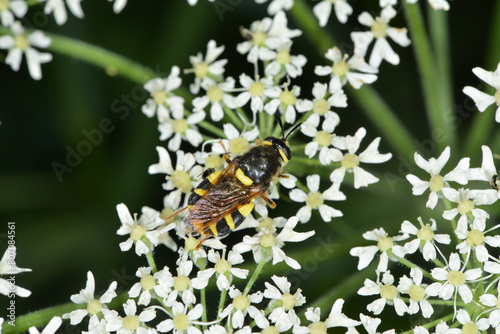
[209,224,218,237]
[278,149,289,164]
[188,205,193,209]
[225,214,235,230]
[236,168,254,186]
[194,188,207,197]
[238,202,254,217]
[207,171,222,184]
[262,140,272,146]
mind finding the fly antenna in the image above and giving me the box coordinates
[285,121,302,140]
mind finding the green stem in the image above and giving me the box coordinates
[243,256,269,295]
[399,312,454,333]
[217,288,228,321]
[403,2,457,151]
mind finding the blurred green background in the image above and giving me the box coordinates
[0,0,499,331]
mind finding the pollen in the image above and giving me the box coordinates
[130,224,147,241]
[429,175,444,192]
[309,321,327,334]
[229,137,250,155]
[140,274,156,290]
[306,192,324,209]
[380,284,398,301]
[282,292,297,310]
[233,295,251,310]
[371,18,388,39]
[313,99,330,115]
[171,170,192,193]
[457,199,474,215]
[260,233,277,248]
[276,48,291,65]
[466,229,485,246]
[160,207,176,221]
[0,0,9,10]
[279,87,297,106]
[332,56,349,77]
[262,326,279,334]
[408,284,425,302]
[123,315,140,331]
[416,224,435,242]
[447,270,466,287]
[14,35,30,51]
[207,85,224,103]
[173,118,188,135]
[173,314,190,332]
[215,259,231,274]
[495,89,500,105]
[205,154,224,170]
[461,322,478,334]
[252,30,267,46]
[152,90,167,105]
[249,80,265,97]
[86,299,103,315]
[194,61,209,79]
[341,153,360,169]
[496,296,500,309]
[174,275,190,291]
[185,237,199,251]
[377,236,393,251]
[258,217,276,233]
[315,130,333,147]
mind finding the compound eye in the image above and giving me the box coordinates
[272,138,292,161]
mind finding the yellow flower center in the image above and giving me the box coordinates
[310,321,327,334]
[249,80,265,97]
[282,293,296,310]
[429,175,444,192]
[173,118,188,134]
[87,299,103,315]
[447,270,465,287]
[215,259,231,274]
[207,85,224,103]
[380,284,398,301]
[14,35,30,51]
[252,30,267,46]
[461,322,478,334]
[495,89,500,105]
[279,88,297,106]
[194,61,209,79]
[313,99,330,115]
[466,229,485,246]
[408,285,426,302]
[315,130,332,147]
[259,233,277,248]
[306,192,324,209]
[171,170,192,193]
[0,0,9,11]
[152,90,167,105]
[174,275,190,291]
[130,224,147,241]
[258,217,275,233]
[229,137,250,156]
[123,315,140,332]
[417,224,435,242]
[377,236,393,251]
[205,154,224,170]
[185,237,199,251]
[341,153,360,169]
[496,296,500,309]
[276,49,291,65]
[173,314,190,332]
[332,59,349,77]
[457,199,474,215]
[140,274,156,291]
[371,18,388,39]
[233,295,251,310]
[262,326,279,334]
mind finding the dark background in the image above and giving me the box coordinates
[0,0,499,332]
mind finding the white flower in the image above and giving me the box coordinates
[0,0,27,27]
[0,246,31,298]
[148,148,203,209]
[313,0,353,25]
[157,302,203,334]
[456,217,500,263]
[305,81,345,127]
[235,74,277,114]
[290,175,344,222]
[0,21,52,80]
[441,188,489,230]
[301,112,339,165]
[400,217,450,261]
[467,145,500,203]
[425,253,482,305]
[479,286,500,330]
[116,204,171,255]
[397,267,434,318]
[158,111,205,151]
[351,6,411,68]
[63,271,117,325]
[195,249,249,291]
[255,0,294,15]
[160,260,206,306]
[142,68,185,119]
[43,0,84,25]
[211,123,260,157]
[463,63,500,122]
[315,46,378,90]
[29,316,62,334]
[358,271,408,316]
[350,227,407,272]
[301,299,360,333]
[108,0,127,13]
[192,77,238,122]
[128,267,171,306]
[407,0,450,10]
[185,39,227,94]
[264,275,306,331]
[264,85,312,124]
[105,299,156,333]
[350,314,396,334]
[406,146,470,209]
[265,42,307,79]
[237,11,301,64]
[329,127,392,189]
[219,287,268,329]
[450,309,490,333]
